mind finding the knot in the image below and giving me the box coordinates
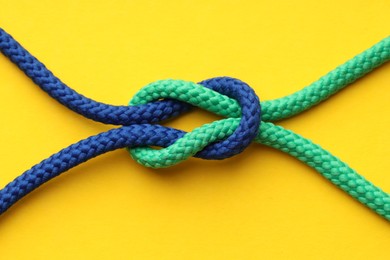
[127,77,261,168]
[1,27,390,219]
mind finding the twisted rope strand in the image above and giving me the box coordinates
[0,125,185,214]
[261,36,390,121]
[256,123,390,220]
[0,27,389,221]
[0,28,191,125]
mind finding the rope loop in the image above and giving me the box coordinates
[128,77,261,168]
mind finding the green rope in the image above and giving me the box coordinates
[127,36,390,220]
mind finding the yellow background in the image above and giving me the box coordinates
[0,1,389,259]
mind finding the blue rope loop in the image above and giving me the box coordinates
[0,27,263,214]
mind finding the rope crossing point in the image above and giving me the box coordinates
[0,28,389,221]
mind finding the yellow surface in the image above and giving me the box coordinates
[0,1,389,259]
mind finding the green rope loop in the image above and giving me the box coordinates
[126,37,390,220]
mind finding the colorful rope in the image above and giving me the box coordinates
[0,27,389,220]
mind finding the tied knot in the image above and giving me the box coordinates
[1,27,390,220]
[127,77,261,168]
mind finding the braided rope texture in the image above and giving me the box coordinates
[0,27,389,220]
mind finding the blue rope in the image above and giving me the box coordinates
[0,125,185,214]
[0,28,260,214]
